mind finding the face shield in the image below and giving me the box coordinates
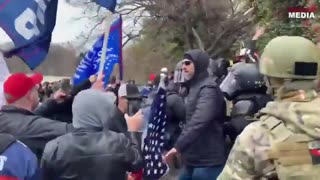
[174,60,186,84]
[219,71,240,100]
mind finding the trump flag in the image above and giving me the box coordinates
[73,16,123,86]
[0,0,59,70]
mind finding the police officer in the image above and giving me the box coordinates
[218,36,320,179]
[220,62,272,144]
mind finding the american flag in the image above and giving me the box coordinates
[142,85,169,179]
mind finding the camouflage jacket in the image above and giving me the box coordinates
[218,90,320,180]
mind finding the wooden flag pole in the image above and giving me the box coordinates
[0,52,10,107]
[98,10,114,75]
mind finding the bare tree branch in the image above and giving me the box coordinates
[122,34,141,47]
[191,27,205,51]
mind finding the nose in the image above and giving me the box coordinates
[182,64,187,70]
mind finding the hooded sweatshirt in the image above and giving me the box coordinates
[175,49,226,166]
[72,90,117,130]
[41,89,143,180]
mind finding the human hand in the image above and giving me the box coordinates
[89,75,97,83]
[53,89,67,103]
[91,73,105,91]
[253,26,265,40]
[125,110,144,132]
[164,148,178,165]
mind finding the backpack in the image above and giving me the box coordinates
[262,116,320,180]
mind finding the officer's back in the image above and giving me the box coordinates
[218,36,320,179]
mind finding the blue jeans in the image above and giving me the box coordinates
[179,165,224,180]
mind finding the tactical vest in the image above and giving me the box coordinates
[262,116,320,180]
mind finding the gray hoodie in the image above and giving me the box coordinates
[72,89,117,130]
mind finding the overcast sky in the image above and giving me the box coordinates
[0,0,140,52]
[52,0,86,43]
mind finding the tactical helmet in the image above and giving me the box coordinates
[220,62,266,100]
[208,58,230,78]
[260,36,320,80]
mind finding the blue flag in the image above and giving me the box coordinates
[73,16,123,86]
[0,0,58,70]
[143,86,168,179]
[95,0,117,12]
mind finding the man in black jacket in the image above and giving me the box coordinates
[41,89,144,180]
[0,73,73,159]
[34,75,95,123]
[165,49,226,180]
[108,83,142,134]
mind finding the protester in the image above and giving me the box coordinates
[0,133,40,180]
[38,83,46,102]
[109,83,142,133]
[0,73,73,159]
[41,89,144,180]
[165,49,226,179]
[236,26,265,63]
[168,71,174,81]
[34,75,95,123]
[141,74,156,98]
[218,36,320,179]
[43,82,53,100]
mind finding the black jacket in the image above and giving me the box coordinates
[165,91,185,151]
[41,129,143,180]
[108,108,128,133]
[34,79,92,123]
[225,93,272,142]
[0,106,73,159]
[175,49,226,167]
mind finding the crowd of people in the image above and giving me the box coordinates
[1,26,320,180]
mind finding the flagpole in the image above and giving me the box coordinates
[98,10,113,75]
[0,52,10,107]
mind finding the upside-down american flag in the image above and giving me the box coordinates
[142,81,169,179]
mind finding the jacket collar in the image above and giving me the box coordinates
[1,105,35,116]
[184,72,209,87]
[0,134,16,154]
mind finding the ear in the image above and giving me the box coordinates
[25,90,34,101]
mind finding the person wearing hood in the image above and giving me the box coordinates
[218,36,320,180]
[165,49,226,180]
[41,89,144,180]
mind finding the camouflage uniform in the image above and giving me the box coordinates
[218,36,320,180]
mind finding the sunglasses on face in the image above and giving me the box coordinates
[183,61,192,66]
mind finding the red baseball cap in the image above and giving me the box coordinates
[149,74,156,81]
[4,73,43,104]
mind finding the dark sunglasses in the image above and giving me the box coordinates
[183,61,192,66]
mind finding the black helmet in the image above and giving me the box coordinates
[219,62,266,100]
